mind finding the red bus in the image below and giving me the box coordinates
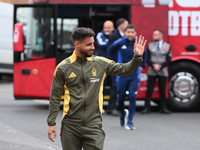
[13,0,200,111]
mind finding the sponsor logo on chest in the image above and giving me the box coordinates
[90,78,100,83]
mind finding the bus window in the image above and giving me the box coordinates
[16,7,55,61]
[55,18,78,64]
[57,18,78,52]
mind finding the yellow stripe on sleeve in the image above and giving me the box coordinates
[62,82,71,119]
[53,60,67,77]
[98,73,107,114]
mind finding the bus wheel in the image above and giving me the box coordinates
[168,62,200,111]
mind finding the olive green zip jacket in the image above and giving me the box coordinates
[47,51,143,126]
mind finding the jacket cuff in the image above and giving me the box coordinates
[133,55,143,61]
[48,122,56,126]
[134,55,143,57]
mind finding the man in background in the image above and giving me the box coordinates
[96,20,115,57]
[109,24,147,130]
[106,18,129,115]
[141,29,171,114]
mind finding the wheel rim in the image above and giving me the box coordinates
[169,72,199,103]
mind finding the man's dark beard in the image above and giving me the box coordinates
[85,54,92,57]
[127,36,134,42]
[154,39,159,42]
[80,49,92,57]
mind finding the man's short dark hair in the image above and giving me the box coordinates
[116,18,127,27]
[125,24,136,31]
[155,29,163,35]
[71,27,95,43]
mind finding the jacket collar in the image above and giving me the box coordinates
[69,51,93,63]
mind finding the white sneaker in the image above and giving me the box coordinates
[125,123,136,130]
[124,109,129,127]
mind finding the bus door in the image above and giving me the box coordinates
[55,4,131,64]
[14,4,56,99]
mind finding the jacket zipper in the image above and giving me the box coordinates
[81,58,86,126]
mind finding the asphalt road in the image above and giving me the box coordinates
[0,76,200,150]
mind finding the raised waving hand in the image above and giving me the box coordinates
[134,35,147,56]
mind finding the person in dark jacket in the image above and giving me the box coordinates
[141,29,171,114]
[47,27,146,150]
[109,24,147,130]
[107,18,129,60]
[96,20,114,57]
[96,20,115,113]
[106,18,129,115]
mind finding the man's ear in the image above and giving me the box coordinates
[74,41,79,47]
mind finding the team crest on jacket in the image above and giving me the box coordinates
[92,67,97,76]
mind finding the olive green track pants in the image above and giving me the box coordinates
[61,122,105,150]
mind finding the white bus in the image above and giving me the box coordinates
[0,2,13,79]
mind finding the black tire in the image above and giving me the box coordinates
[168,61,200,111]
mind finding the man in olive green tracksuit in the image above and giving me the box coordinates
[47,27,146,150]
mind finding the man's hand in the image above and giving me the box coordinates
[48,126,57,142]
[153,64,160,72]
[134,35,147,56]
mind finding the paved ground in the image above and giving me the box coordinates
[0,76,200,150]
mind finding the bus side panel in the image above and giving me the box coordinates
[131,5,168,45]
[14,58,56,99]
[169,0,200,62]
[132,5,168,100]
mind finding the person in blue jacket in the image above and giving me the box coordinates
[96,20,115,57]
[108,24,147,130]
